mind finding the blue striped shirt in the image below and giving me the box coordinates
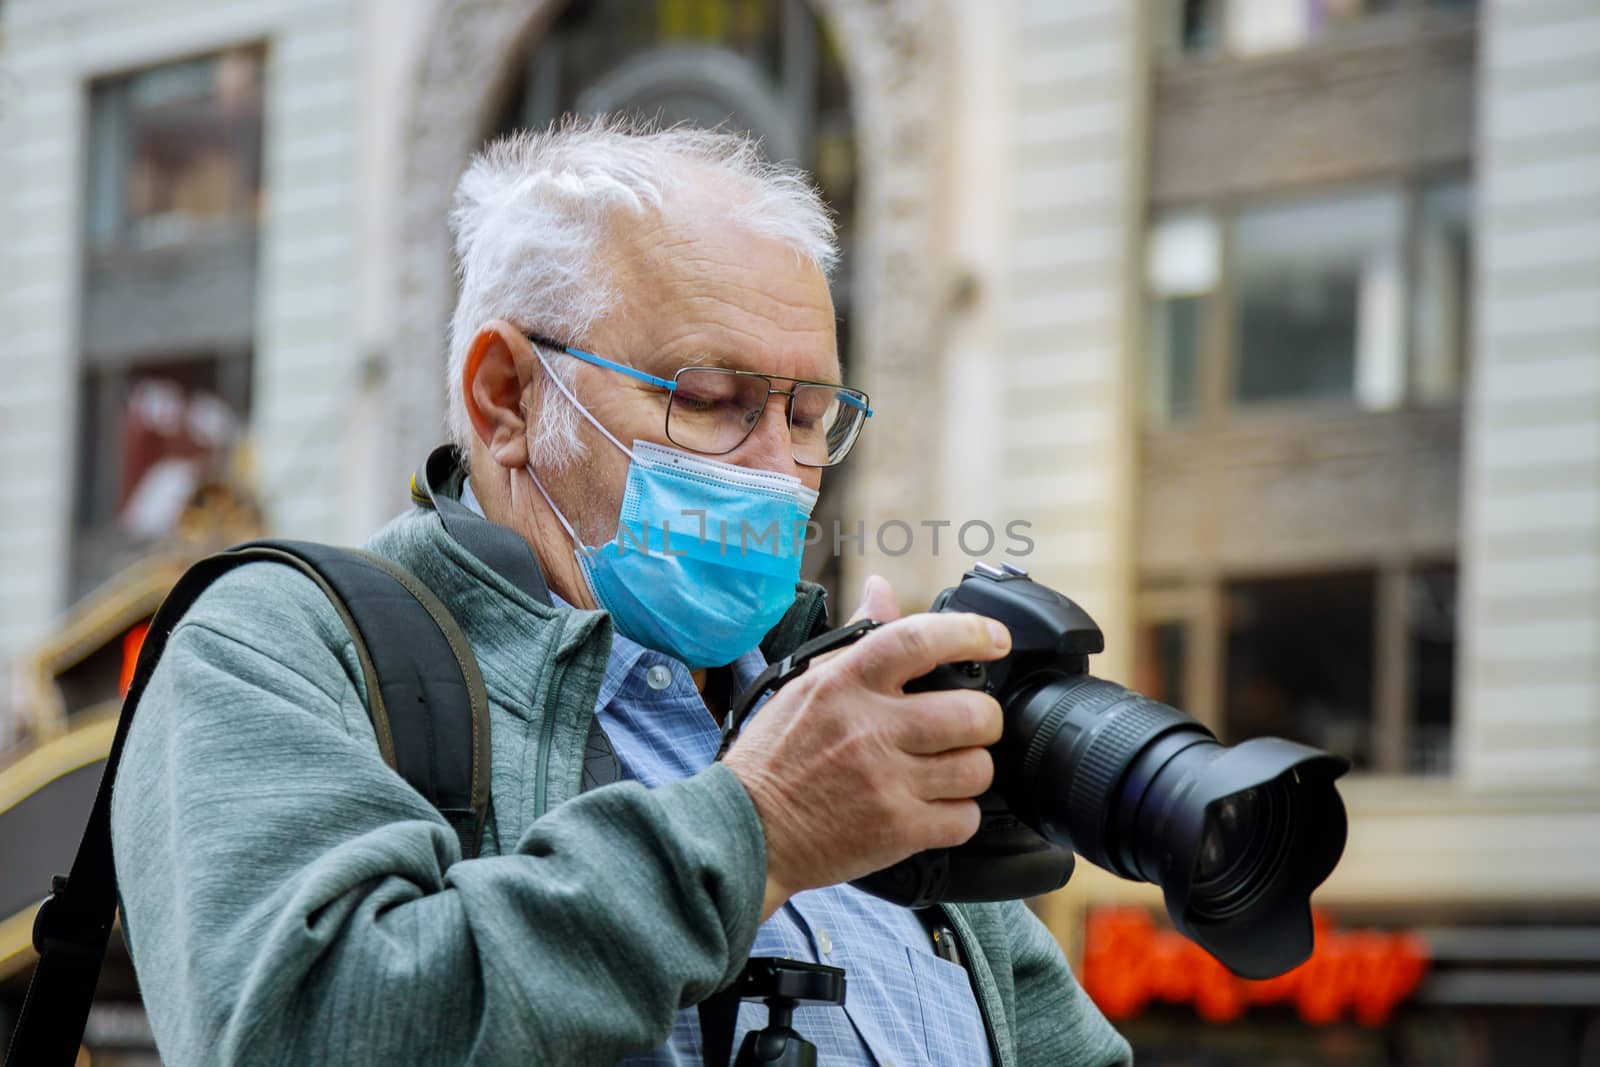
[597,629,994,1067]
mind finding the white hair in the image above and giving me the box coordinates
[446,116,839,467]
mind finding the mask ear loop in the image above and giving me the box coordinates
[522,446,604,605]
[523,460,581,546]
[522,343,619,599]
[530,343,636,461]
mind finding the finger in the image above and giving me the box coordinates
[912,746,995,801]
[845,612,1011,692]
[891,691,1004,755]
[913,798,984,851]
[844,574,901,625]
[864,575,902,627]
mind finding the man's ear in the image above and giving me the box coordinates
[462,320,538,470]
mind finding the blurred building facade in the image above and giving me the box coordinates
[0,0,1597,1063]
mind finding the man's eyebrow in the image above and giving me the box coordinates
[649,347,845,386]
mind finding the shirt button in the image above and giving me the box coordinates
[645,664,673,691]
[817,928,833,957]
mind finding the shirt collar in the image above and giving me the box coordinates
[460,475,486,519]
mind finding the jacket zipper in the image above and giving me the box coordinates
[532,631,568,818]
[936,903,1011,1067]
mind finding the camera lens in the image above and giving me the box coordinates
[1189,783,1292,921]
[1195,788,1260,885]
[1001,675,1348,978]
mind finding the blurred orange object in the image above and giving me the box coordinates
[1082,907,1429,1026]
[119,622,150,698]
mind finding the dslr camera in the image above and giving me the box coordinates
[853,562,1350,980]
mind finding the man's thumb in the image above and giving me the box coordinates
[847,574,901,625]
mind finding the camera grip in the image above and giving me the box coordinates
[902,660,989,695]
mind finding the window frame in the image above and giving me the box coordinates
[84,46,266,255]
[1155,0,1475,63]
[1143,169,1473,428]
[1134,556,1458,779]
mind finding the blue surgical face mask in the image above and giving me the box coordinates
[525,350,818,669]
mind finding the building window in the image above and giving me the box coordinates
[74,49,264,600]
[1223,571,1378,770]
[73,358,252,596]
[1160,0,1470,60]
[1408,564,1457,774]
[1145,213,1218,421]
[1230,0,1402,56]
[1135,563,1457,777]
[1142,178,1472,425]
[86,48,264,251]
[1412,179,1472,407]
[1234,190,1406,410]
[1166,0,1224,56]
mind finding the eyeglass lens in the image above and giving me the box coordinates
[667,368,866,466]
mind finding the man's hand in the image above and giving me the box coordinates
[723,575,1010,920]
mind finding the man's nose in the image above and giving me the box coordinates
[735,395,803,480]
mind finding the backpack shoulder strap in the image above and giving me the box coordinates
[264,541,492,859]
[5,539,488,1067]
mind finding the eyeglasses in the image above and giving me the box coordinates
[526,333,872,467]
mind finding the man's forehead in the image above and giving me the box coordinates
[602,198,840,382]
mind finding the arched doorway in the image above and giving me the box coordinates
[392,0,951,607]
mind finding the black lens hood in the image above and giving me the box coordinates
[1157,738,1350,978]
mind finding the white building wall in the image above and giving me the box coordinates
[0,0,369,704]
[1459,0,1600,791]
[999,0,1144,682]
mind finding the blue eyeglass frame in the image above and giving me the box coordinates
[524,332,873,464]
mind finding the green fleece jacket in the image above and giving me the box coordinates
[109,497,1132,1065]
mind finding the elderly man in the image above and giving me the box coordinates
[110,121,1131,1065]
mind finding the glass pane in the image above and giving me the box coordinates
[1148,212,1220,296]
[89,48,264,250]
[1229,0,1402,56]
[1145,213,1216,422]
[1228,0,1313,55]
[1409,564,1457,775]
[1146,296,1203,421]
[1223,571,1377,769]
[74,357,252,596]
[1232,190,1405,409]
[1413,178,1473,406]
[1158,0,1222,56]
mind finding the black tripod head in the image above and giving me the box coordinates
[702,956,846,1067]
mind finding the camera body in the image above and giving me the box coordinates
[854,561,1098,906]
[851,561,1350,980]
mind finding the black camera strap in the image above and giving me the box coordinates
[714,618,881,761]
